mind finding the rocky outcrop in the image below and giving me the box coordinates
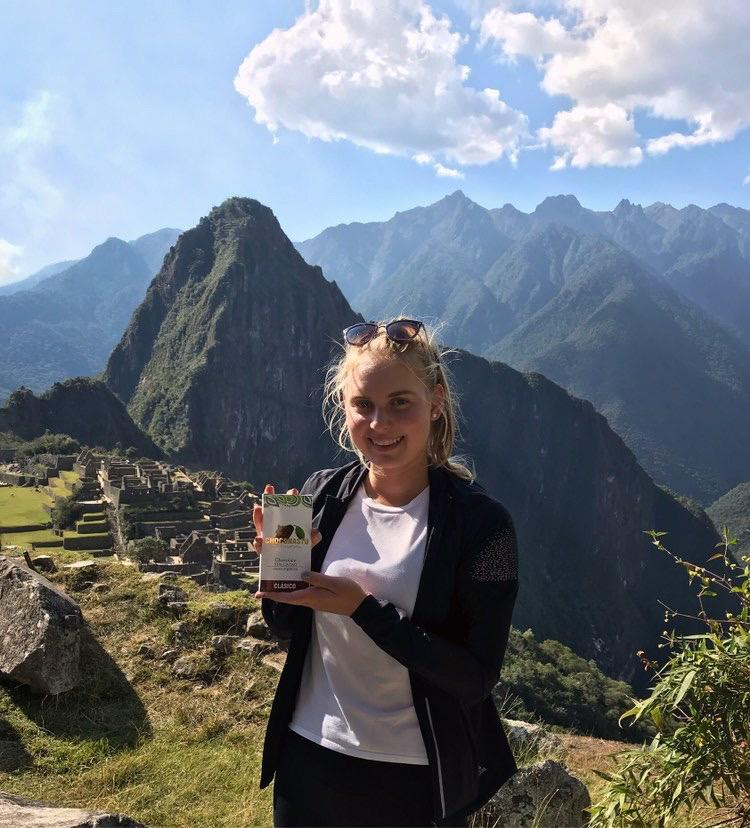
[0,557,82,694]
[501,718,563,756]
[0,791,145,828]
[483,760,591,827]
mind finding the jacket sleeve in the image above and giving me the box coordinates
[349,508,519,706]
[260,471,322,640]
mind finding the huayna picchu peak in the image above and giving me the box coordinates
[104,197,359,484]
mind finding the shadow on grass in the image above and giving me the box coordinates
[0,718,33,772]
[1,626,151,750]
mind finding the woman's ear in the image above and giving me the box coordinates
[431,383,446,419]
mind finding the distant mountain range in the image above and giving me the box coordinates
[98,197,733,687]
[4,193,749,508]
[0,229,180,404]
[297,192,750,504]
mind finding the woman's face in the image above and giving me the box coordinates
[342,353,444,473]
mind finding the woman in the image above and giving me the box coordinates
[255,318,519,827]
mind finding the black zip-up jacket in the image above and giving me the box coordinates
[258,460,520,825]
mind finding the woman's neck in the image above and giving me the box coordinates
[364,461,429,507]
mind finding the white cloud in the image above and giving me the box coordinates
[234,0,528,170]
[434,162,465,178]
[538,103,642,169]
[744,172,750,186]
[480,0,750,168]
[0,90,65,228]
[0,239,23,286]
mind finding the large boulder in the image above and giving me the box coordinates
[483,759,591,827]
[0,791,145,827]
[0,556,83,694]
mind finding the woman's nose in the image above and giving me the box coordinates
[369,406,390,429]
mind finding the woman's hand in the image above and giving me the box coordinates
[256,571,369,617]
[254,482,369,616]
[252,483,322,555]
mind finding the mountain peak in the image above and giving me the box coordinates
[534,194,583,215]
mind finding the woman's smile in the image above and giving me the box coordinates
[368,435,405,450]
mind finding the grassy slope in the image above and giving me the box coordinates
[0,487,53,526]
[0,550,726,828]
[0,551,277,827]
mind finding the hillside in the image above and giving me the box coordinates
[0,548,727,828]
[298,193,750,504]
[485,227,750,504]
[0,230,179,403]
[0,379,161,457]
[707,482,750,563]
[0,549,649,827]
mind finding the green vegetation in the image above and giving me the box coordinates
[0,544,728,828]
[17,433,81,458]
[0,553,277,828]
[50,495,84,531]
[587,530,750,827]
[708,482,750,564]
[496,629,656,744]
[127,537,169,564]
[1,529,60,550]
[0,486,52,527]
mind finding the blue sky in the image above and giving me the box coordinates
[2,0,749,282]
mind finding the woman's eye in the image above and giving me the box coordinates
[353,399,371,410]
[393,398,409,407]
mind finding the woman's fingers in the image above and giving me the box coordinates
[286,487,299,496]
[311,528,322,548]
[252,483,276,553]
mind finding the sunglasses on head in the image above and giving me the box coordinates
[343,319,424,347]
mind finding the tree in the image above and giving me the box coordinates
[50,494,83,530]
[127,536,169,564]
[587,529,750,827]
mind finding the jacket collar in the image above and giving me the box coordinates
[315,461,457,626]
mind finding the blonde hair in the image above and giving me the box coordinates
[322,318,475,481]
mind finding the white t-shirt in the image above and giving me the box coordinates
[288,481,430,764]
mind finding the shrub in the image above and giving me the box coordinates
[587,529,750,827]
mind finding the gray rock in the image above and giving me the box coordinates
[157,583,187,603]
[62,560,98,573]
[211,634,240,655]
[136,644,155,658]
[170,621,193,645]
[0,556,83,694]
[483,759,591,827]
[140,572,163,582]
[31,555,56,573]
[90,583,109,594]
[237,637,273,657]
[166,601,188,614]
[502,718,564,756]
[0,791,145,827]
[206,602,235,628]
[245,609,269,638]
[160,649,179,663]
